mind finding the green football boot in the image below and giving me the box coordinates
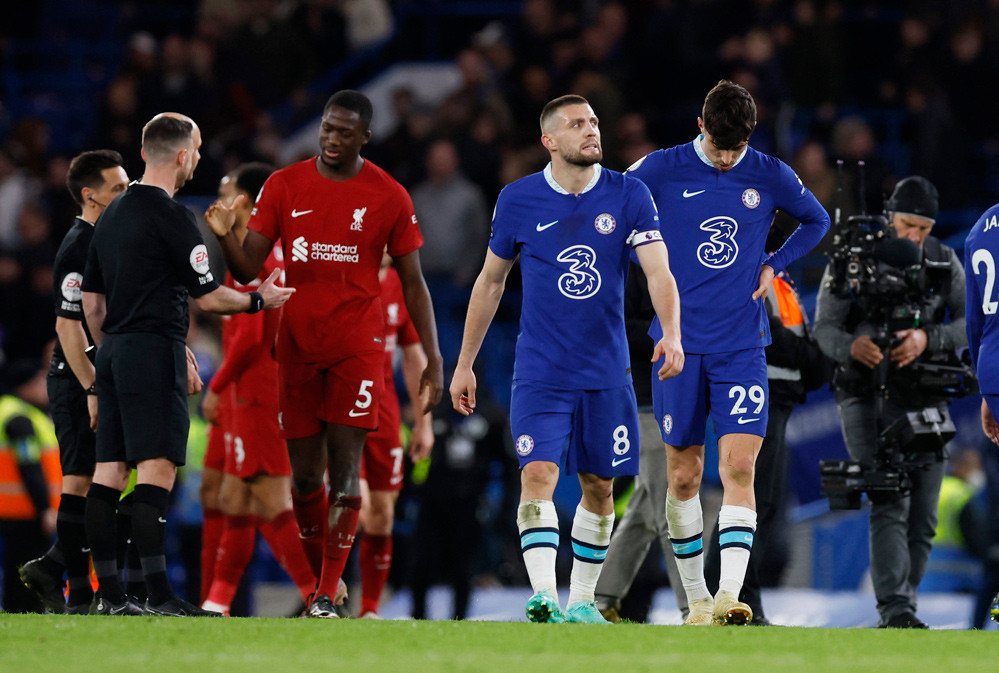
[525,590,566,623]
[565,601,611,624]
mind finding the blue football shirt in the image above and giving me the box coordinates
[489,163,663,390]
[628,138,830,354]
[965,204,999,394]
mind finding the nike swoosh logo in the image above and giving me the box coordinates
[611,457,632,467]
[348,409,370,417]
[683,189,706,198]
[81,547,91,553]
[291,209,313,218]
[158,517,168,523]
[337,543,354,549]
[737,417,760,424]
[536,220,559,231]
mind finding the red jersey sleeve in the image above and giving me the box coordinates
[398,315,419,348]
[247,173,283,243]
[209,252,283,394]
[386,183,424,258]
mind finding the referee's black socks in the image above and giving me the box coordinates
[57,494,93,607]
[85,483,127,604]
[131,484,174,606]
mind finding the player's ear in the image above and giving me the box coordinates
[541,133,556,152]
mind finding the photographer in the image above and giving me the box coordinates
[814,176,966,629]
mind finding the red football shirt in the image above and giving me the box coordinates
[209,245,283,405]
[249,158,423,365]
[379,267,420,411]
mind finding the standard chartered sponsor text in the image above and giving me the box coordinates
[311,242,359,263]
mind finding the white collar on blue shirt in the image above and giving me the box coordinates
[692,135,749,170]
[543,162,602,195]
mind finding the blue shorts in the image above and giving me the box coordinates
[652,348,768,446]
[509,380,639,478]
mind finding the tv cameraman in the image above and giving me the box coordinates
[814,176,966,629]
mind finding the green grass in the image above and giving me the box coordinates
[1,614,995,673]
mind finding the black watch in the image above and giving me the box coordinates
[86,383,97,396]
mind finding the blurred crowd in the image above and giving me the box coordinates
[3,0,999,368]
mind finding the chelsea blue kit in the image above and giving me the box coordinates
[627,139,830,444]
[490,163,663,476]
[965,204,999,416]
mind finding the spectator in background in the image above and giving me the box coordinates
[0,146,35,250]
[831,116,895,215]
[411,139,490,289]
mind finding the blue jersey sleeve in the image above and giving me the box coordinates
[487,186,518,261]
[625,178,661,242]
[765,161,831,274]
[965,240,984,370]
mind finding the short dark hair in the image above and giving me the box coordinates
[66,149,123,207]
[540,94,591,132]
[702,80,756,149]
[324,90,373,129]
[231,162,273,202]
[141,115,194,163]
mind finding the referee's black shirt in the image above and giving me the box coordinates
[50,217,96,378]
[82,183,219,342]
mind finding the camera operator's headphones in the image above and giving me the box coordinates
[885,176,938,222]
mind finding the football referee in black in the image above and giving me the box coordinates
[82,113,294,616]
[18,150,129,614]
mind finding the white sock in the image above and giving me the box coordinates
[567,504,614,606]
[665,491,711,602]
[717,504,757,596]
[517,499,559,595]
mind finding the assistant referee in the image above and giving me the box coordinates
[81,113,294,616]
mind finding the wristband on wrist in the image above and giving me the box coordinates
[86,383,97,396]
[246,291,264,314]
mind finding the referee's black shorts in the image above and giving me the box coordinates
[47,374,96,476]
[95,332,189,466]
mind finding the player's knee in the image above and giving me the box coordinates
[668,466,702,498]
[521,461,558,495]
[292,473,324,495]
[721,456,755,487]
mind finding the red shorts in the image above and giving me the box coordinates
[224,401,291,479]
[278,352,386,438]
[204,422,226,472]
[361,393,403,491]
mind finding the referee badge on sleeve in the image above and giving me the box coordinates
[190,245,211,274]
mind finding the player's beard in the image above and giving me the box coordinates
[563,145,603,167]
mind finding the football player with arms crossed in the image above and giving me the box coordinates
[207,90,444,618]
[964,201,999,625]
[82,113,293,616]
[201,164,318,616]
[355,250,435,618]
[626,80,829,625]
[19,150,128,614]
[450,94,683,624]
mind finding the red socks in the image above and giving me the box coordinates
[206,515,255,609]
[259,509,318,601]
[291,487,327,579]
[316,496,361,599]
[200,508,224,603]
[359,534,393,616]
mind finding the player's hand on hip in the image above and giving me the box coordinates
[449,365,477,415]
[87,394,98,431]
[204,195,243,237]
[419,357,444,414]
[752,264,775,301]
[850,335,883,368]
[982,398,999,445]
[653,336,684,380]
[259,268,296,309]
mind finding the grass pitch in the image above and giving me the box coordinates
[1,613,994,673]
